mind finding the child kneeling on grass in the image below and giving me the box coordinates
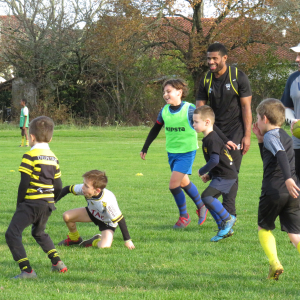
[252,98,300,280]
[57,170,135,249]
[193,106,237,242]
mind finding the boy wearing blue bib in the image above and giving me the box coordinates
[140,79,208,228]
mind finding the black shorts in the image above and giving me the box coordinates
[85,207,116,232]
[258,193,300,233]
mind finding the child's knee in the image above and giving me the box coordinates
[62,212,70,222]
[5,227,15,244]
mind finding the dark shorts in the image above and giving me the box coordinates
[85,207,116,232]
[209,177,236,194]
[258,193,300,233]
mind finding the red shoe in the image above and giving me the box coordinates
[173,214,190,228]
[196,205,208,225]
[58,235,83,246]
[51,261,68,273]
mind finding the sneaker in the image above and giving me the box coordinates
[58,235,83,246]
[173,214,191,229]
[210,229,234,242]
[196,206,208,225]
[79,234,102,247]
[19,145,23,147]
[51,261,68,273]
[217,215,236,237]
[12,270,37,279]
[268,262,284,280]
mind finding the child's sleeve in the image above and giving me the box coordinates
[213,125,229,143]
[118,217,131,241]
[199,137,221,175]
[141,110,164,153]
[264,130,292,180]
[55,184,83,202]
[53,178,62,201]
[17,172,31,207]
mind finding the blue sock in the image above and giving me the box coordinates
[210,210,222,229]
[170,187,188,218]
[202,196,230,227]
[182,182,204,209]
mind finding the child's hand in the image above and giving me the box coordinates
[252,123,264,143]
[140,152,147,160]
[291,120,299,135]
[201,174,210,183]
[226,141,238,150]
[125,240,135,249]
[285,178,300,198]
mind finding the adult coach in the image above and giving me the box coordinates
[196,42,252,216]
[281,42,300,179]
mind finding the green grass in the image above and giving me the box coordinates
[0,125,299,299]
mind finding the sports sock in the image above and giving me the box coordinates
[297,241,300,254]
[92,238,101,247]
[182,182,204,209]
[170,187,188,218]
[258,229,279,265]
[47,249,61,265]
[18,258,32,273]
[202,196,230,222]
[68,230,80,241]
[21,136,24,146]
[209,209,222,230]
[26,139,29,146]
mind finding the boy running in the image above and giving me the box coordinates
[193,106,237,241]
[252,98,300,280]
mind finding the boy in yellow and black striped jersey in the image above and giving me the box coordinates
[5,116,67,279]
[57,170,135,250]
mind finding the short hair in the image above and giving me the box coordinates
[194,105,215,124]
[207,42,228,57]
[256,98,285,126]
[162,78,189,99]
[82,170,108,190]
[29,116,54,142]
[21,98,27,105]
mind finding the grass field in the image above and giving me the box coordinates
[0,124,299,300]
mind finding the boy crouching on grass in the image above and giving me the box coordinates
[252,98,300,280]
[57,170,135,250]
[193,106,237,242]
[6,116,67,279]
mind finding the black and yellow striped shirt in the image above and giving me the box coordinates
[18,146,61,202]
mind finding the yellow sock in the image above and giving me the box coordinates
[258,229,279,265]
[26,139,29,146]
[68,231,80,241]
[21,136,24,146]
[92,238,101,247]
[297,242,300,254]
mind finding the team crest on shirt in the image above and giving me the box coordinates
[204,147,208,153]
[225,84,231,90]
[206,79,210,84]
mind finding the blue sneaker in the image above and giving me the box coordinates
[196,206,208,225]
[217,215,236,237]
[210,229,234,242]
